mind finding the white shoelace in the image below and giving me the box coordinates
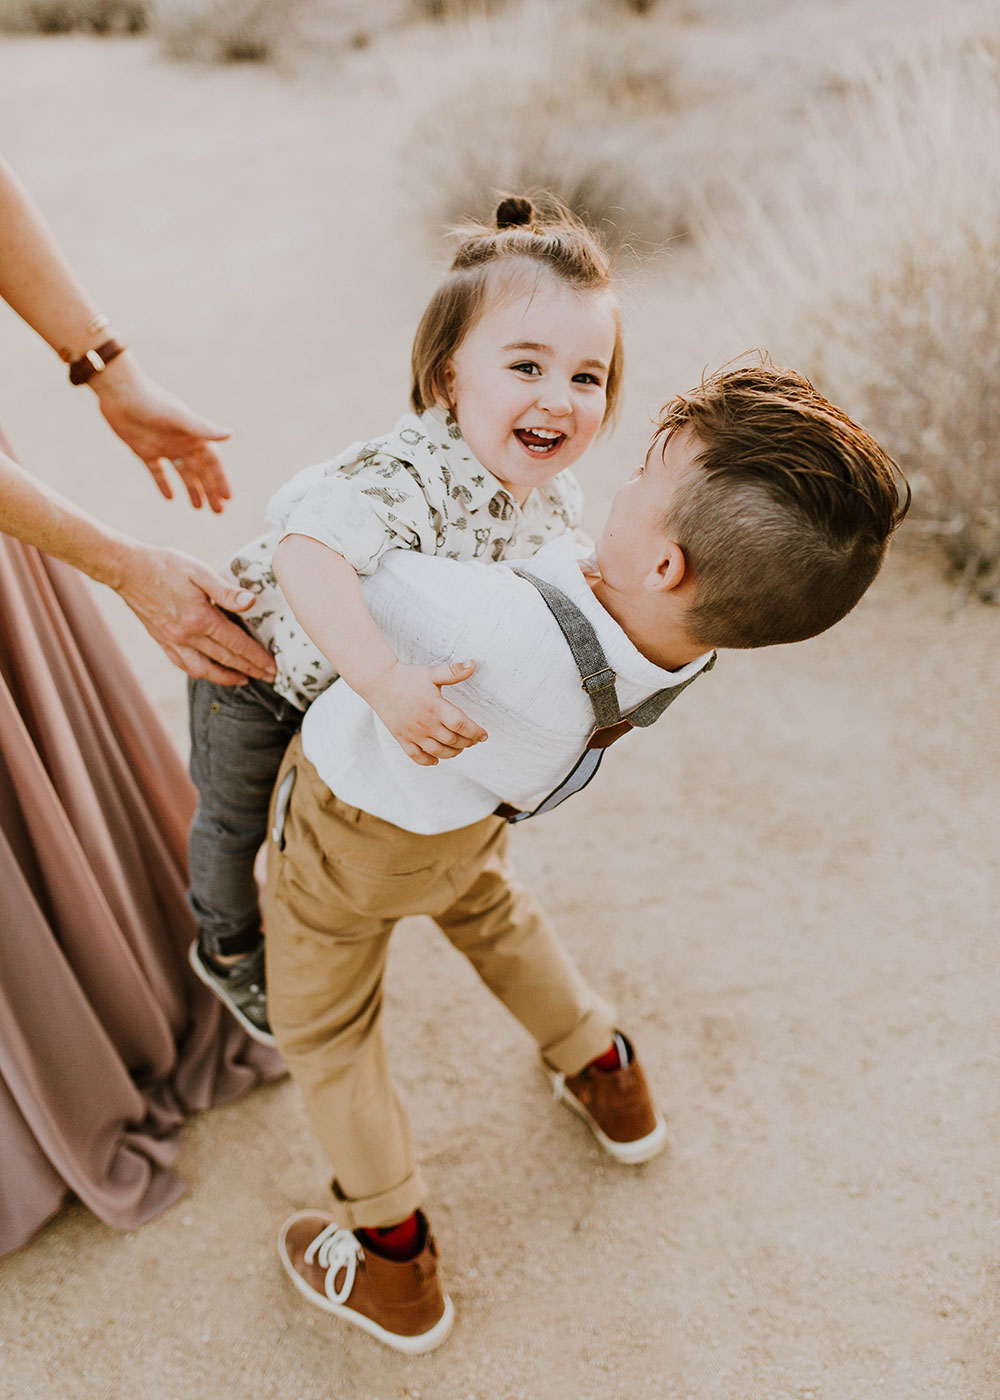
[303,1222,363,1304]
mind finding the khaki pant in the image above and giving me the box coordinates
[265,733,616,1230]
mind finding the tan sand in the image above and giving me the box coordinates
[0,10,997,1397]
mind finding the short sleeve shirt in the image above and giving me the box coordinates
[225,409,583,709]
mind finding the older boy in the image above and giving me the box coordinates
[267,364,907,1353]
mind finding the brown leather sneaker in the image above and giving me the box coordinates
[277,1210,454,1353]
[552,1033,667,1164]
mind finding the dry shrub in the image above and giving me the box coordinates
[292,0,409,58]
[394,0,686,254]
[409,0,657,11]
[695,42,1000,598]
[409,0,509,17]
[151,0,303,61]
[0,0,145,31]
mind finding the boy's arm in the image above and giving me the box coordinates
[273,533,488,766]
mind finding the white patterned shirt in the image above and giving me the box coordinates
[300,536,716,834]
[226,409,583,709]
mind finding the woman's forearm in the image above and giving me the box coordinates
[0,448,277,683]
[0,156,233,512]
[0,156,108,366]
[0,448,133,588]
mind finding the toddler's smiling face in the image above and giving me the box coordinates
[443,269,617,504]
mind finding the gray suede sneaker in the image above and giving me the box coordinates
[188,940,275,1046]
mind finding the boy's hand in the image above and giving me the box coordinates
[363,659,488,766]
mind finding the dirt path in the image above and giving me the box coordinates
[0,17,997,1399]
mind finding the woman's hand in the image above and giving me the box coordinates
[92,353,233,513]
[113,541,277,685]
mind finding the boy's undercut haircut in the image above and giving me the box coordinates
[656,361,910,649]
[411,193,624,427]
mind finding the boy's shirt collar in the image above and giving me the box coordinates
[515,537,717,688]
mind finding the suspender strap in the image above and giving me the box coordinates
[496,746,604,823]
[497,569,715,823]
[511,567,715,736]
[614,657,713,728]
[511,569,622,728]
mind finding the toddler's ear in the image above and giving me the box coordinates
[431,362,457,415]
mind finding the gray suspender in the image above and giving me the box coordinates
[513,573,622,729]
[496,570,715,822]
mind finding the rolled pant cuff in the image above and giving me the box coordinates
[540,996,617,1076]
[198,926,262,959]
[331,1169,428,1231]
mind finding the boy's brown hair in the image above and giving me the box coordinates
[656,361,909,649]
[411,194,623,427]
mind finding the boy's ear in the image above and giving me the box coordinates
[647,539,687,594]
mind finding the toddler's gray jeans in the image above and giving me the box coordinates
[187,674,303,958]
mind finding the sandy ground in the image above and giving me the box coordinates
[1,8,998,1398]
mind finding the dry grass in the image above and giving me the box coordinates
[0,0,304,54]
[408,0,508,17]
[390,0,686,255]
[409,0,661,10]
[695,38,1000,598]
[150,0,305,61]
[0,0,145,31]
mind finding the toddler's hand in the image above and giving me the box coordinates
[364,659,488,766]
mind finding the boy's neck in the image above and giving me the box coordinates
[586,572,708,674]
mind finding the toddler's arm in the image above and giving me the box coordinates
[273,533,487,766]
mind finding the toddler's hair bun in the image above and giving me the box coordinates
[495,195,534,230]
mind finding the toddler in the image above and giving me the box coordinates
[186,195,623,1042]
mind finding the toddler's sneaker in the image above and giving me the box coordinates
[188,940,275,1046]
[552,1031,667,1164]
[278,1210,454,1354]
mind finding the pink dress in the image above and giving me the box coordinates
[0,431,283,1256]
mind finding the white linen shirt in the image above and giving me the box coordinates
[225,409,583,709]
[300,535,716,835]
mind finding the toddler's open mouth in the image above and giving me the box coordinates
[515,428,566,455]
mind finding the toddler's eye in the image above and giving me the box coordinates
[511,361,540,375]
[573,372,604,386]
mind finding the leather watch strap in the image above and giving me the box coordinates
[68,338,126,385]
